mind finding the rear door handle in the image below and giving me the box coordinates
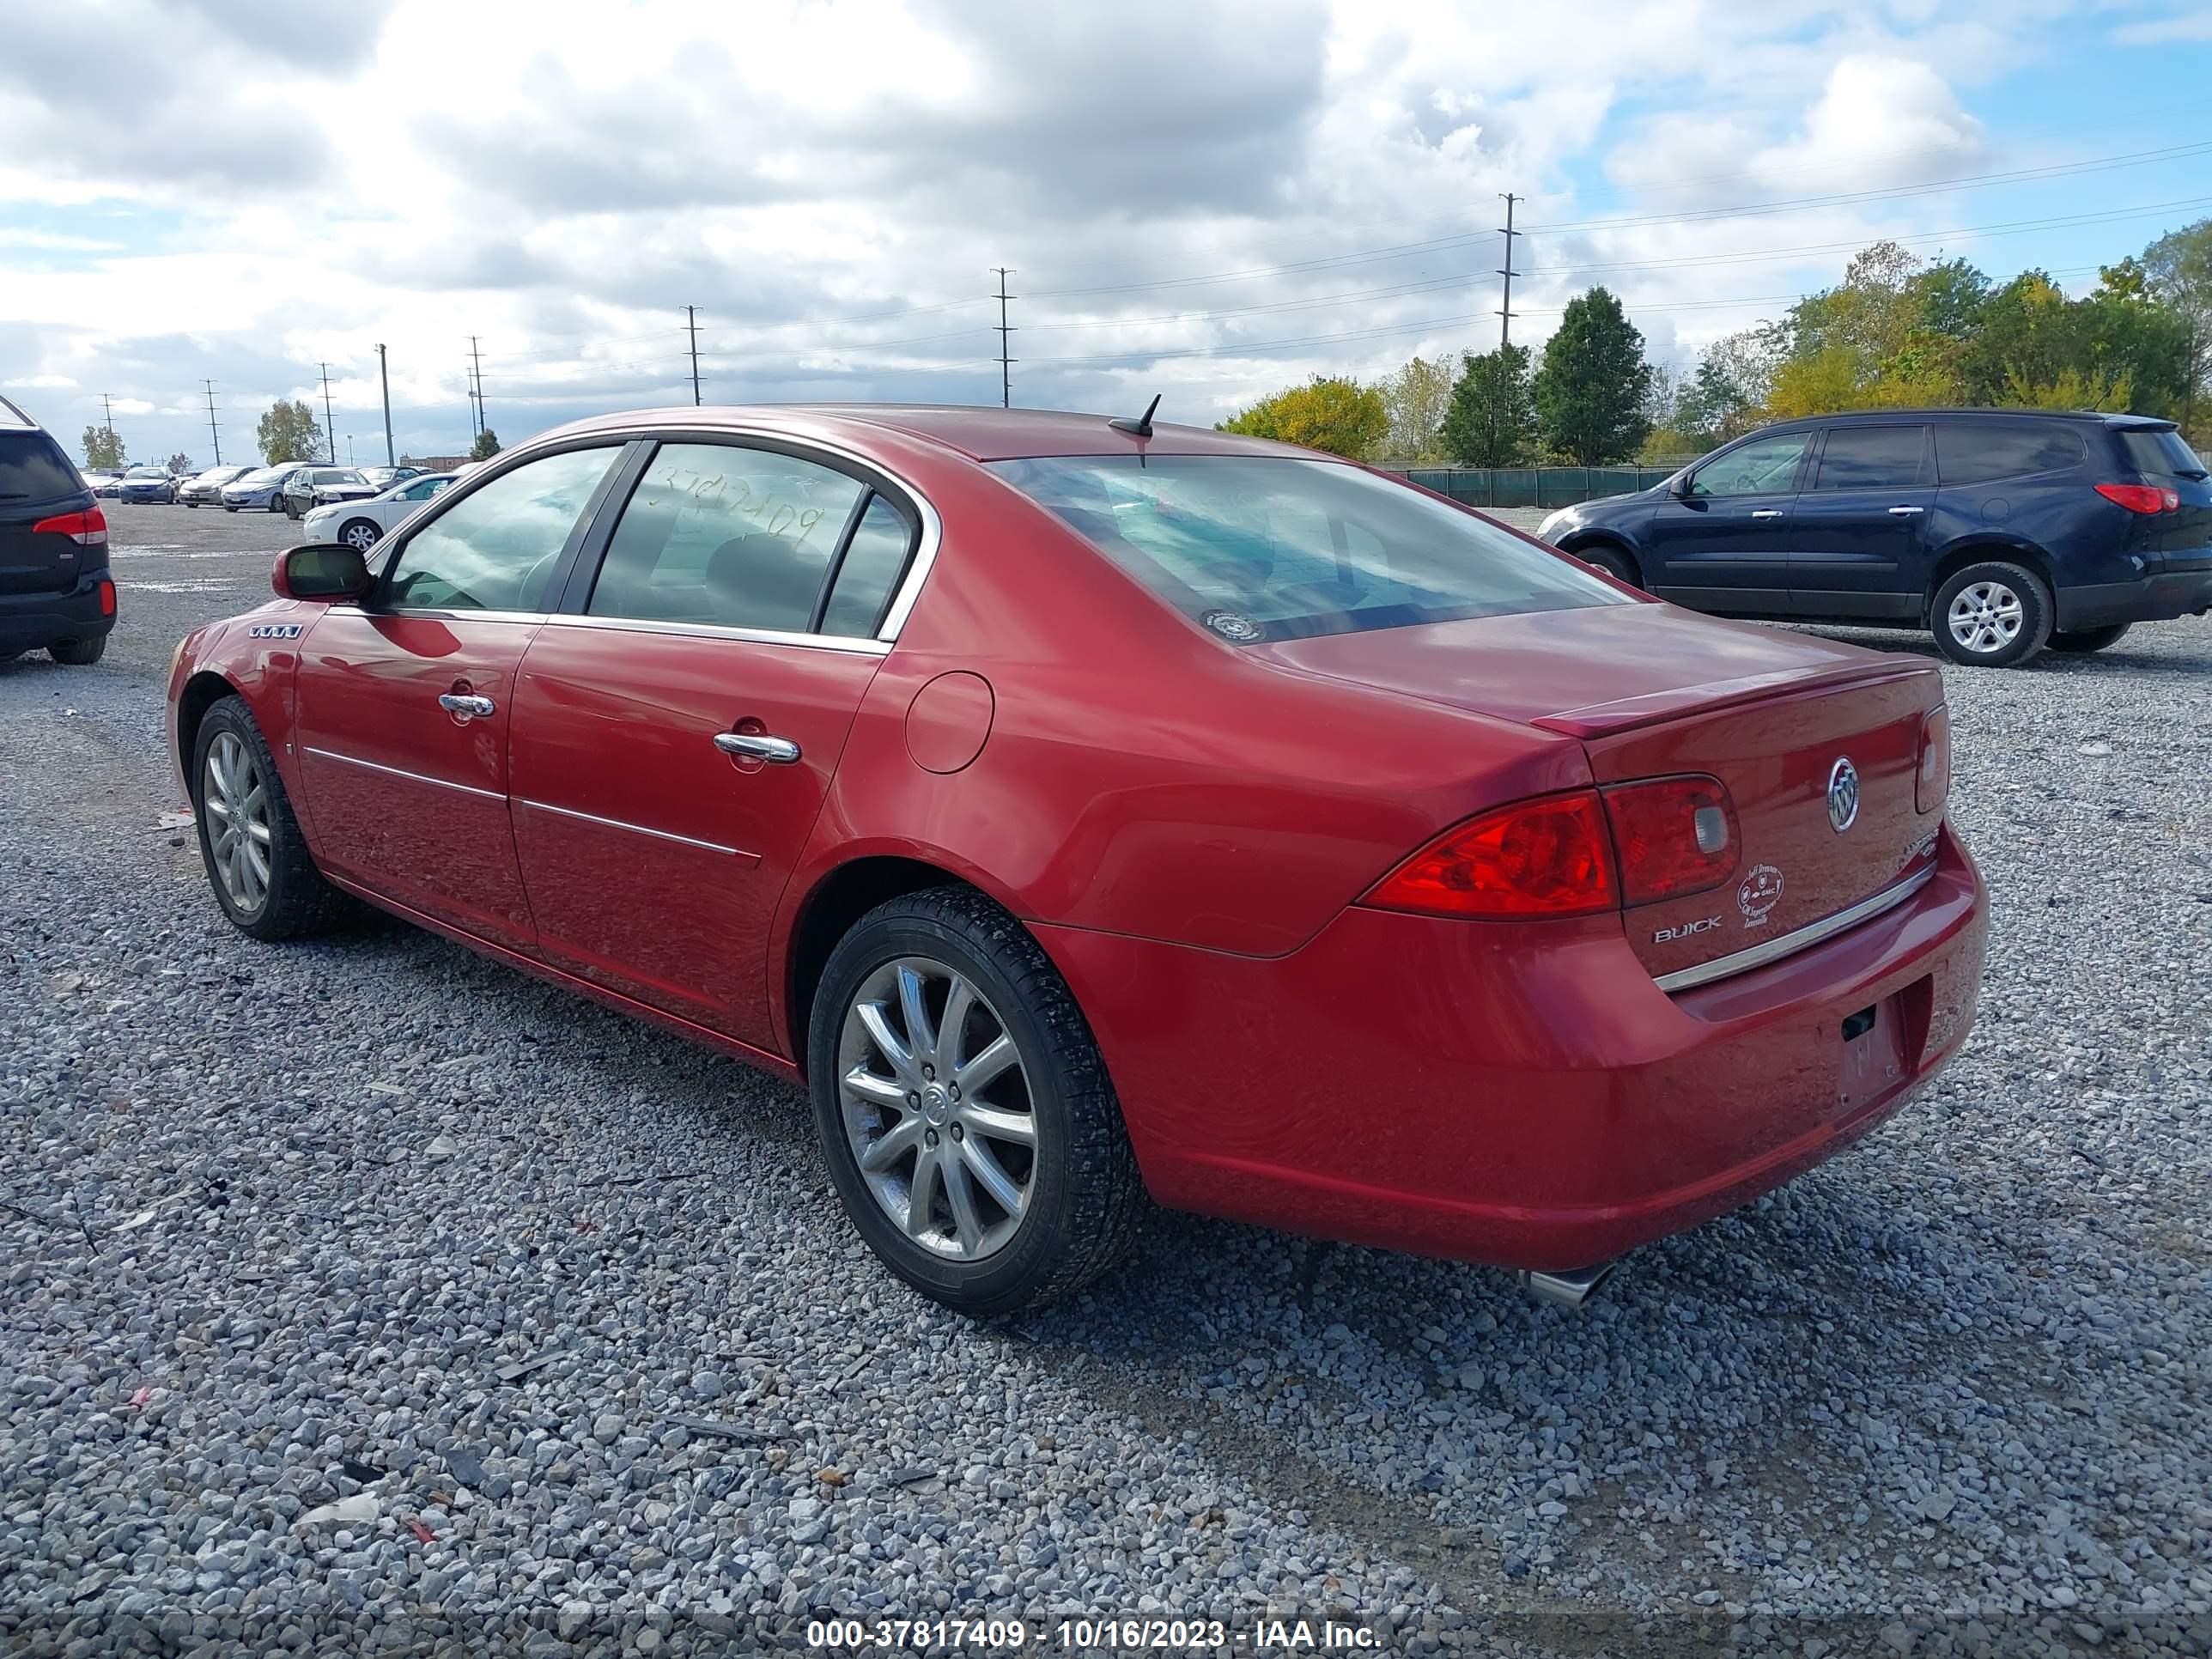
[438,692,495,720]
[1750,508,1784,520]
[1887,505,1925,516]
[714,732,801,764]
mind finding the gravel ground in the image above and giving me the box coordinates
[3,503,2209,1657]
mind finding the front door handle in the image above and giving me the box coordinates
[438,692,495,720]
[1750,508,1784,520]
[714,731,801,764]
[1887,505,1926,516]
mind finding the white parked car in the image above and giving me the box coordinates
[300,471,458,552]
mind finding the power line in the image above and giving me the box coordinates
[993,268,1017,409]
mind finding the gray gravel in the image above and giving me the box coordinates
[3,502,2209,1656]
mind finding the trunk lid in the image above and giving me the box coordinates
[1253,603,1945,983]
[0,429,94,598]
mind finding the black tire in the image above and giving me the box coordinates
[808,885,1144,1315]
[2047,623,2132,653]
[337,518,382,553]
[1930,560,2053,668]
[225,505,239,513]
[1571,541,1642,589]
[189,696,347,941]
[47,635,106,665]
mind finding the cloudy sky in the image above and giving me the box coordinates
[3,0,2209,468]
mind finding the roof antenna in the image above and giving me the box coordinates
[1108,393,1160,439]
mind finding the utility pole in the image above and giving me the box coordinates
[1496,192,1522,349]
[203,380,222,465]
[468,336,485,440]
[100,392,117,459]
[685,305,702,406]
[992,268,1018,410]
[376,344,393,466]
[319,362,338,463]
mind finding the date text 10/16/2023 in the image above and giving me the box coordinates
[805,1616,1382,1650]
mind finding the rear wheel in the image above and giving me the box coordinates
[337,518,382,553]
[191,698,346,940]
[47,635,106,665]
[809,886,1143,1315]
[1931,561,2052,668]
[2047,623,2131,653]
[1571,542,1642,589]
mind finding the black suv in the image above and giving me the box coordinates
[1537,409,2212,666]
[0,398,113,667]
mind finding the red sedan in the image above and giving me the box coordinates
[167,406,1987,1314]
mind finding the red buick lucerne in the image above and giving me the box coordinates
[167,405,1987,1313]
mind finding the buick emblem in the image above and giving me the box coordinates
[1826,757,1860,834]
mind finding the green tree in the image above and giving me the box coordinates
[469,428,503,462]
[1533,289,1653,464]
[166,452,191,476]
[2142,219,2212,438]
[82,426,125,470]
[1437,343,1534,465]
[257,398,325,464]
[1376,356,1454,463]
[1218,377,1387,459]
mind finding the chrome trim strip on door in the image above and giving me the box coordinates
[514,797,760,860]
[532,612,891,655]
[301,746,506,801]
[1654,866,1937,994]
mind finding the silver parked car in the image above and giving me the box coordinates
[220,465,305,512]
[178,464,252,507]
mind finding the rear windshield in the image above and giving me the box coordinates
[2119,428,2207,479]
[0,431,84,502]
[988,454,1626,642]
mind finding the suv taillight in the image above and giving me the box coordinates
[2095,482,2179,514]
[32,506,107,548]
[1916,707,1949,816]
[1361,790,1618,920]
[1600,775,1738,905]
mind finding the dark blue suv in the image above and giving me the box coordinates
[1536,409,2212,666]
[1,396,113,667]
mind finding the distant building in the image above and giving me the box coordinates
[399,454,471,471]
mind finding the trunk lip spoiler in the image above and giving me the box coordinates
[1652,864,1936,994]
[1534,660,1932,739]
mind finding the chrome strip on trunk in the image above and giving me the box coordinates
[1654,866,1937,994]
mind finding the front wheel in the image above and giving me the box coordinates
[809,886,1143,1315]
[337,518,382,553]
[191,698,347,940]
[1571,542,1642,589]
[1931,561,2052,667]
[2047,623,2131,653]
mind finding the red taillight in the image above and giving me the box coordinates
[1600,775,1738,906]
[1916,706,1949,816]
[1361,790,1618,920]
[32,505,108,547]
[98,578,116,618]
[2095,483,2179,514]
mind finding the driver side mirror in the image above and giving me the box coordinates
[273,542,371,602]
[1669,473,1695,499]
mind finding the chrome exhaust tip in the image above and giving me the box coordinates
[1517,1261,1616,1310]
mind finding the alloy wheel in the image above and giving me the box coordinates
[203,731,272,915]
[1946,580,2023,654]
[341,521,380,552]
[837,956,1037,1261]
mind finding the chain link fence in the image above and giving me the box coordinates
[1395,465,1682,508]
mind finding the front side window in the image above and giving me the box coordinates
[1814,426,1928,490]
[1935,422,2087,484]
[1687,432,1810,498]
[587,443,865,632]
[384,447,620,612]
[401,477,450,501]
[988,454,1625,643]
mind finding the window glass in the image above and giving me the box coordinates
[0,432,82,501]
[1935,423,2087,483]
[402,477,450,501]
[2118,428,2207,479]
[988,454,1625,643]
[1813,426,1927,489]
[1686,432,1809,498]
[587,443,863,631]
[819,495,916,636]
[384,446,619,612]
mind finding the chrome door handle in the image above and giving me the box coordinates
[1750,508,1784,520]
[714,731,801,764]
[1887,505,1925,516]
[438,693,495,719]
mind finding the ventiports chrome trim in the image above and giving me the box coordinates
[1655,866,1936,994]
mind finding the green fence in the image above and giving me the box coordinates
[1398,466,1679,509]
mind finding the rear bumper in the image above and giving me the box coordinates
[2056,558,2212,629]
[0,571,114,653]
[1037,826,1987,1272]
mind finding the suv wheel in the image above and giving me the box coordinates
[1931,561,2052,668]
[809,886,1143,1315]
[1571,542,1642,589]
[47,635,106,665]
[191,698,347,940]
[2047,623,2131,654]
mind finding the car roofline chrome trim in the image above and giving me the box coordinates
[514,798,763,860]
[301,745,506,802]
[1654,865,1936,994]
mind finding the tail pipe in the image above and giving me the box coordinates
[1518,1261,1616,1310]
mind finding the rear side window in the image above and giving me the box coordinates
[1814,426,1929,489]
[587,442,865,633]
[988,453,1625,643]
[819,495,916,637]
[0,431,83,502]
[385,446,621,612]
[2118,428,2207,479]
[1935,423,2088,484]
